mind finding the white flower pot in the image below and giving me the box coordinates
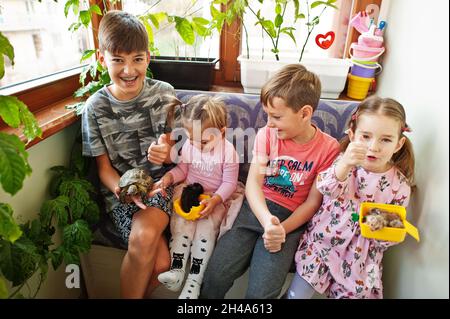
[237,55,351,99]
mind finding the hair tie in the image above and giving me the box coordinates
[180,103,187,113]
[402,125,412,133]
[351,112,358,121]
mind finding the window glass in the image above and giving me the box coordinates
[241,0,353,60]
[0,0,92,88]
[122,0,219,59]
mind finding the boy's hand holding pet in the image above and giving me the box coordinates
[263,216,286,253]
[198,194,222,219]
[114,186,147,210]
[150,173,173,197]
[147,134,171,165]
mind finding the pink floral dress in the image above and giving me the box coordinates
[295,156,411,299]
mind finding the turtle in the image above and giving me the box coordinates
[118,168,154,204]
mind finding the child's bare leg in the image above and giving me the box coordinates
[120,207,169,298]
[144,236,171,298]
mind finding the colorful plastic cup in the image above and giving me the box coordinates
[347,74,374,100]
[350,43,385,62]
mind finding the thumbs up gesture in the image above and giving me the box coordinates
[147,133,171,165]
[262,216,286,253]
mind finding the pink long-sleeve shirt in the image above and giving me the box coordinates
[168,139,239,202]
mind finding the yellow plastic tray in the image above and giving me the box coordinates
[359,202,420,242]
[173,194,211,221]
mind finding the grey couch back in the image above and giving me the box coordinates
[176,90,359,183]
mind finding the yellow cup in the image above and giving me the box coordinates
[359,202,420,242]
[347,74,374,100]
[173,194,211,221]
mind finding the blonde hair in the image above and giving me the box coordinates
[261,64,321,112]
[164,94,227,130]
[98,10,148,54]
[341,96,415,186]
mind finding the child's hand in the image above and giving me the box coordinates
[149,173,173,197]
[262,216,286,253]
[341,141,368,167]
[198,195,222,219]
[147,134,171,165]
[114,186,147,210]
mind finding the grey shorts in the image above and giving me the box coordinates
[111,186,174,245]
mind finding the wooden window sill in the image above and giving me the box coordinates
[0,96,80,149]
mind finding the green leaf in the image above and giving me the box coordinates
[174,17,195,45]
[274,14,283,28]
[79,10,91,27]
[59,179,93,220]
[0,203,23,243]
[0,96,20,128]
[275,3,282,15]
[259,20,277,38]
[83,201,100,226]
[0,132,32,196]
[0,32,15,79]
[141,18,154,47]
[89,4,102,16]
[293,0,300,22]
[192,19,209,37]
[40,196,70,228]
[80,49,95,63]
[50,246,64,270]
[18,102,42,142]
[62,220,92,254]
[0,276,8,299]
[64,0,75,18]
[281,29,297,45]
[0,236,40,287]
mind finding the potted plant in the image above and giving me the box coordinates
[212,0,350,98]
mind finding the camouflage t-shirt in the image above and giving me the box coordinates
[81,78,179,212]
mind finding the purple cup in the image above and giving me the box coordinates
[351,64,377,78]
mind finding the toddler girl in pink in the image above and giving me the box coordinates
[154,94,244,299]
[288,96,416,299]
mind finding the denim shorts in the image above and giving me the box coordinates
[111,186,174,244]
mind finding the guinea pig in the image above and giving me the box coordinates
[180,183,204,213]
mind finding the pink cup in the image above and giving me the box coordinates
[358,34,384,48]
[350,43,385,62]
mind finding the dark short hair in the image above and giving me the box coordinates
[261,64,321,112]
[98,10,148,54]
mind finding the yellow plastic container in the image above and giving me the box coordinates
[359,202,420,242]
[347,74,374,100]
[173,194,211,221]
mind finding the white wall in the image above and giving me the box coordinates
[0,122,81,298]
[375,0,449,298]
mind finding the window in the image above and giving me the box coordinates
[122,0,220,59]
[0,0,93,88]
[241,0,354,60]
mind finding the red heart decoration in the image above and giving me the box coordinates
[315,31,335,49]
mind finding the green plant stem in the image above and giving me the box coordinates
[242,22,249,59]
[273,2,288,59]
[32,273,45,298]
[247,5,279,60]
[299,3,328,62]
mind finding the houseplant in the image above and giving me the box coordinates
[211,0,351,98]
[0,30,99,298]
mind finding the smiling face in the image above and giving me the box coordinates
[350,113,406,173]
[263,97,316,144]
[99,50,150,101]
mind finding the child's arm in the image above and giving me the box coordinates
[96,154,146,209]
[281,179,323,234]
[199,156,239,218]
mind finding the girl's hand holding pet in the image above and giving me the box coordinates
[198,194,222,219]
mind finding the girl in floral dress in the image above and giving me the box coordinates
[287,96,416,299]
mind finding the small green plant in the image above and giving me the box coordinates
[211,0,338,62]
[0,30,99,299]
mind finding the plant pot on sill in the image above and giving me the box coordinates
[237,55,351,99]
[149,56,219,91]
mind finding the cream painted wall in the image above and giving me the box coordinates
[375,0,449,298]
[0,122,82,298]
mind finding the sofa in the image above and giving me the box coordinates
[80,90,359,299]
